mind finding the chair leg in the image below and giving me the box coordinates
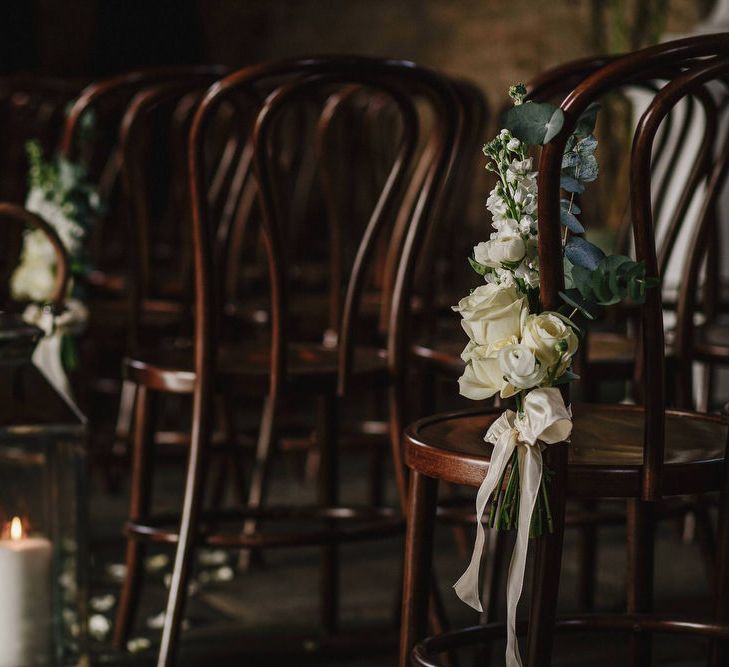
[526,445,568,667]
[709,456,729,666]
[399,471,438,667]
[693,498,717,591]
[239,395,277,570]
[113,384,157,649]
[626,498,654,667]
[577,500,598,611]
[157,388,212,666]
[318,391,339,634]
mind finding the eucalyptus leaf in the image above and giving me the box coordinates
[552,369,581,385]
[560,175,585,193]
[560,198,580,214]
[544,108,565,144]
[558,288,599,320]
[565,237,605,271]
[575,103,600,137]
[560,209,585,234]
[503,101,563,145]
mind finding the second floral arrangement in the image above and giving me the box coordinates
[452,84,657,667]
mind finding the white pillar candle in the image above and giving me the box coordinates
[0,519,52,667]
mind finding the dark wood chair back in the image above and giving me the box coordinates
[537,33,729,501]
[61,67,226,290]
[119,80,225,354]
[189,56,461,394]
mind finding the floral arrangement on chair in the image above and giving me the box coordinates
[10,140,101,402]
[452,84,657,666]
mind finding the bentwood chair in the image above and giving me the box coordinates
[108,57,460,665]
[58,67,227,481]
[112,78,246,649]
[400,35,729,667]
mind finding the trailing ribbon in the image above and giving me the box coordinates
[23,299,88,410]
[453,387,572,667]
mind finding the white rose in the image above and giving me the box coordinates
[521,312,578,375]
[458,338,518,400]
[473,241,490,267]
[11,257,56,302]
[453,283,527,347]
[22,228,57,265]
[498,344,547,392]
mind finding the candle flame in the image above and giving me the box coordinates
[9,517,22,541]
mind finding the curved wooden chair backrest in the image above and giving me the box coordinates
[188,57,461,453]
[61,67,227,282]
[0,202,69,311]
[119,80,222,353]
[537,33,729,501]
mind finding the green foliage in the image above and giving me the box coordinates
[560,207,584,234]
[574,103,600,137]
[569,255,658,306]
[502,101,565,145]
[468,255,488,276]
[558,288,600,320]
[26,140,102,234]
[565,236,606,271]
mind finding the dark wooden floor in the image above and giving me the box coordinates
[87,436,716,667]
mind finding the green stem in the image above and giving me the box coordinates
[541,476,554,534]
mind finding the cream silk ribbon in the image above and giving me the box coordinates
[453,387,572,667]
[23,299,88,410]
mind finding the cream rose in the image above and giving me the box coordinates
[498,343,547,392]
[11,257,56,302]
[458,337,518,400]
[521,312,578,376]
[453,283,527,347]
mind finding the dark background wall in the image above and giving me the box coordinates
[2,0,707,105]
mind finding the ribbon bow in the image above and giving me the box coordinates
[453,387,572,667]
[23,299,88,409]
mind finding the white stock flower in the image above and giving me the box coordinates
[485,268,516,288]
[453,283,527,347]
[514,261,540,288]
[518,215,535,235]
[507,137,521,151]
[521,312,578,376]
[486,187,509,219]
[498,344,547,392]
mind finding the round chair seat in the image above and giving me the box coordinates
[404,404,728,498]
[124,341,388,394]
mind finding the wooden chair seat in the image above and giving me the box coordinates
[224,290,385,329]
[405,404,728,498]
[89,296,188,326]
[124,341,388,394]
